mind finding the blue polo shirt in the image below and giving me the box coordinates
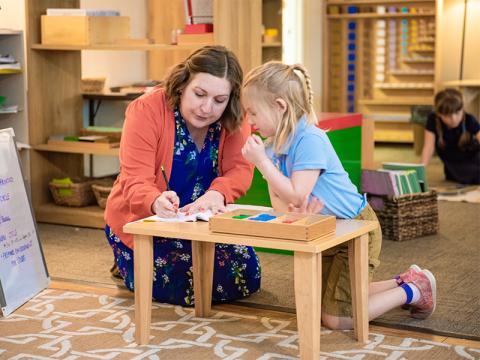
[266,117,366,219]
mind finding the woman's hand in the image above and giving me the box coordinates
[241,134,269,167]
[288,195,324,214]
[152,191,180,218]
[180,190,226,215]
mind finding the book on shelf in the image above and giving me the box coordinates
[141,210,213,223]
[382,162,428,191]
[46,8,120,16]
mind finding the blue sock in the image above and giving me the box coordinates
[400,283,413,304]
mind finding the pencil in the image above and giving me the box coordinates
[160,165,170,191]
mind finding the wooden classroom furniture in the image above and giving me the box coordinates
[323,0,437,143]
[24,0,263,230]
[123,218,378,360]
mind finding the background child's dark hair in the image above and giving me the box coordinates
[434,88,470,150]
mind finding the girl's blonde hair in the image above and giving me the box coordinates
[243,61,316,152]
[434,88,470,149]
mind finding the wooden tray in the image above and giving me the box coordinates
[209,209,336,241]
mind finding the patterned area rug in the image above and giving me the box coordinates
[1,289,479,359]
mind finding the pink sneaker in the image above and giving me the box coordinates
[395,264,421,285]
[409,269,437,319]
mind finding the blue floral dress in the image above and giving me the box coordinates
[106,109,261,306]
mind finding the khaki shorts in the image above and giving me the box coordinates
[321,203,382,317]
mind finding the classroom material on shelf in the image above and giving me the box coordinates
[40,15,130,46]
[47,135,120,149]
[141,210,213,223]
[184,23,213,34]
[80,77,105,93]
[46,8,120,16]
[0,54,21,74]
[324,1,436,143]
[110,80,161,94]
[0,128,50,316]
[0,105,19,114]
[177,33,214,45]
[80,127,122,141]
[209,209,336,241]
[184,0,213,25]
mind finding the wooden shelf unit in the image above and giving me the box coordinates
[26,0,262,228]
[31,43,206,51]
[327,0,435,4]
[324,0,437,143]
[262,0,283,63]
[327,13,434,19]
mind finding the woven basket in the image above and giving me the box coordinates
[81,77,106,93]
[92,183,113,209]
[49,178,96,207]
[369,191,438,241]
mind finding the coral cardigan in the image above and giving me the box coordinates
[105,88,253,248]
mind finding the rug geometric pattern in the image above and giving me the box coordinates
[1,290,479,359]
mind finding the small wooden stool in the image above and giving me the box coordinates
[124,218,377,360]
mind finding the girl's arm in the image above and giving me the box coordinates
[242,135,320,206]
[421,129,436,165]
[476,131,480,143]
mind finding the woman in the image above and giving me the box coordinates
[105,45,261,306]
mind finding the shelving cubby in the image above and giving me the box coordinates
[323,0,436,143]
[26,0,262,229]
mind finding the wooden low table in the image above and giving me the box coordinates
[123,218,377,360]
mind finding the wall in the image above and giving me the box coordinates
[0,0,25,29]
[462,0,480,80]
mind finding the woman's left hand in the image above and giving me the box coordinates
[180,190,226,215]
[241,134,268,166]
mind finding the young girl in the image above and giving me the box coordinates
[241,61,437,329]
[421,88,480,184]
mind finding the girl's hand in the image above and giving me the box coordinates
[288,195,324,214]
[152,191,180,218]
[241,134,268,166]
[180,190,226,215]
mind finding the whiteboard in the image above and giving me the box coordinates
[0,128,49,316]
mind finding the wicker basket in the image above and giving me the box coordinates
[81,77,106,93]
[92,183,113,209]
[369,191,438,241]
[49,178,96,207]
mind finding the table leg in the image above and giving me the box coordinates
[134,234,153,345]
[348,233,369,342]
[294,251,321,360]
[191,241,215,317]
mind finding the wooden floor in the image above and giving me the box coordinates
[51,279,480,349]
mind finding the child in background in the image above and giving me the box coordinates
[241,61,437,329]
[421,88,480,184]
